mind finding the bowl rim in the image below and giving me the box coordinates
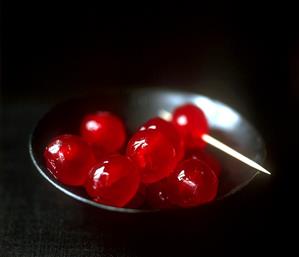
[28,88,265,214]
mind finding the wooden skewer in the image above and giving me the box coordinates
[158,109,271,175]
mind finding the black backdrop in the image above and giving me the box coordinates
[1,4,298,257]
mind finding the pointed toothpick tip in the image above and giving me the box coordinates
[202,134,271,176]
[158,109,271,176]
[258,167,271,175]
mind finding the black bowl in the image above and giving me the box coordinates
[29,88,266,214]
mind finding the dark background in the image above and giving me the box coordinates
[1,3,298,257]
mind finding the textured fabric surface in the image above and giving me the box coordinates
[0,95,295,257]
[2,5,297,255]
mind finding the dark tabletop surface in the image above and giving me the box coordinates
[1,5,298,257]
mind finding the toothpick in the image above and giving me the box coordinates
[158,110,271,175]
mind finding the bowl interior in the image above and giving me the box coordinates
[29,88,266,213]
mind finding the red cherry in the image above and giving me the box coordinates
[167,158,218,207]
[85,155,140,207]
[139,117,185,161]
[172,104,209,149]
[80,112,126,156]
[44,134,96,186]
[186,149,221,177]
[126,130,177,184]
[146,179,175,209]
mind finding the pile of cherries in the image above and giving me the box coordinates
[44,104,221,209]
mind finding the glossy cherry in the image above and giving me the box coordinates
[166,158,218,207]
[85,155,140,207]
[139,117,185,161]
[80,112,126,156]
[186,149,221,177]
[44,134,96,186]
[172,104,209,149]
[126,130,177,184]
